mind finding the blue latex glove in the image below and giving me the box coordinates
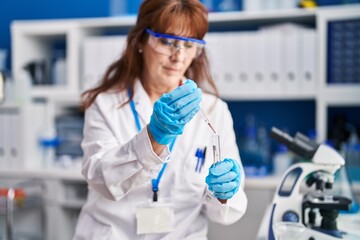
[148,80,202,145]
[205,158,241,200]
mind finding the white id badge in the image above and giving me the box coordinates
[136,200,174,234]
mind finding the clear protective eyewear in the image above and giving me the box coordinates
[146,28,206,58]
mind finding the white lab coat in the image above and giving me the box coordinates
[73,80,247,240]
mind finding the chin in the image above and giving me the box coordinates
[162,74,181,83]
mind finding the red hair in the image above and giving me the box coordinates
[81,0,218,110]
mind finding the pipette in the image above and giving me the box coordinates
[179,80,217,134]
[178,80,220,163]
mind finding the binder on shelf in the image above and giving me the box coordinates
[223,31,258,95]
[0,109,6,169]
[23,102,47,169]
[299,29,316,93]
[261,23,308,93]
[8,109,20,169]
[205,33,224,94]
[252,32,268,93]
[234,32,255,94]
[82,35,126,92]
[264,30,284,93]
[4,109,11,169]
[222,33,237,97]
[82,38,101,92]
[283,28,301,93]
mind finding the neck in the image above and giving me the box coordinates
[142,78,183,104]
[144,83,169,104]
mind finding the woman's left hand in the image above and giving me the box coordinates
[205,158,241,200]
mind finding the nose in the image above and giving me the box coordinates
[174,45,186,54]
[171,46,186,61]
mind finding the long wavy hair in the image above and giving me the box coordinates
[81,0,218,110]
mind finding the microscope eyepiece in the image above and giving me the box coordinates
[270,127,319,159]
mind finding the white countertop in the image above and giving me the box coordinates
[0,168,281,187]
[0,168,84,181]
[0,168,359,192]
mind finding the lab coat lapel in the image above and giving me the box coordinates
[132,79,153,127]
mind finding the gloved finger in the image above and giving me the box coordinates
[175,90,201,119]
[214,191,234,200]
[156,95,200,124]
[161,80,198,105]
[178,106,200,124]
[153,102,181,127]
[152,113,184,134]
[227,158,241,173]
[162,89,201,122]
[177,102,201,124]
[170,87,202,111]
[209,181,238,193]
[210,159,234,176]
[151,103,183,132]
[154,100,194,130]
[206,171,238,184]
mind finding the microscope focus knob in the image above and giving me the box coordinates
[282,211,299,223]
[325,182,333,189]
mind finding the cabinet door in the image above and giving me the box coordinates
[0,178,45,239]
[207,188,274,240]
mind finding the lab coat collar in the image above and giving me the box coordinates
[131,79,153,126]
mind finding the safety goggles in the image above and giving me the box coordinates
[146,28,206,58]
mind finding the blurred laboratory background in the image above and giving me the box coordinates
[0,0,360,240]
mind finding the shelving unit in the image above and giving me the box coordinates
[0,170,86,240]
[316,6,360,141]
[10,5,360,155]
[0,179,45,240]
[1,4,359,240]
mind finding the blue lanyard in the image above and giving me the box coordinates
[128,90,175,201]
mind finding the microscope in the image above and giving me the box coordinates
[258,127,356,240]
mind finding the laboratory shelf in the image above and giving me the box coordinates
[29,86,74,99]
[0,168,283,189]
[0,196,42,215]
[76,16,136,28]
[0,168,83,181]
[60,200,86,209]
[322,85,360,106]
[5,4,360,240]
[221,91,316,101]
[0,232,42,240]
[0,180,45,240]
[208,7,316,23]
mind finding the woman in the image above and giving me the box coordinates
[74,0,247,239]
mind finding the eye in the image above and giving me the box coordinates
[183,41,195,49]
[159,38,175,47]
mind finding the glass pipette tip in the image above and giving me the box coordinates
[199,109,217,134]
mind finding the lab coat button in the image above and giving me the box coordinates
[206,195,211,201]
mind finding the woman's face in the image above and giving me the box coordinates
[141,29,196,90]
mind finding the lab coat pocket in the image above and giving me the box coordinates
[173,153,209,204]
[185,156,208,188]
[74,212,112,240]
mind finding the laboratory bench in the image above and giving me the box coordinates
[1,168,360,240]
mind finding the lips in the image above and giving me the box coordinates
[164,66,179,72]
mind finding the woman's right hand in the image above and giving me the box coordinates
[148,80,202,145]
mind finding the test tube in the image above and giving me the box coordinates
[212,134,221,164]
